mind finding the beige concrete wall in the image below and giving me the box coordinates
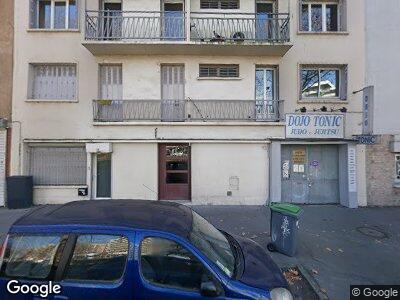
[191,143,268,204]
[112,143,158,200]
[366,135,400,206]
[0,0,13,120]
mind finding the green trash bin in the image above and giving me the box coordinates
[267,203,302,257]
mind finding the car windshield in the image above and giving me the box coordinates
[188,211,235,277]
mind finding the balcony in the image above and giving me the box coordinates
[83,10,292,56]
[93,99,283,123]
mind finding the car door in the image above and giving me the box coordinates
[134,231,234,300]
[54,229,135,300]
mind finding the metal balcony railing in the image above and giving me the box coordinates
[85,10,186,40]
[190,12,290,43]
[93,99,283,122]
[85,10,290,43]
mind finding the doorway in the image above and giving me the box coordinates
[162,1,185,40]
[256,1,275,40]
[281,145,340,204]
[159,144,191,200]
[101,0,122,39]
[255,66,277,120]
[92,153,112,199]
[161,64,185,121]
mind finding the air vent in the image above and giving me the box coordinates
[199,64,239,78]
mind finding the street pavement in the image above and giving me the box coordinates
[1,204,400,299]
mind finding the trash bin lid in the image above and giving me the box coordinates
[270,202,302,217]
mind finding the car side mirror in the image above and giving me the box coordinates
[200,281,221,297]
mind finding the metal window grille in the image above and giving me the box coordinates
[199,65,239,78]
[30,64,77,100]
[396,155,400,180]
[200,0,239,9]
[29,147,87,185]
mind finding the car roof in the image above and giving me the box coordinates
[13,200,194,238]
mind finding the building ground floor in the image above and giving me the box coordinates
[11,138,367,207]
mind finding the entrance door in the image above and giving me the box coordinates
[101,1,122,39]
[255,67,277,121]
[256,1,275,40]
[159,144,190,200]
[281,145,339,204]
[92,153,112,199]
[161,65,185,121]
[162,1,185,40]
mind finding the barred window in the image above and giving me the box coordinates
[29,146,87,186]
[199,64,239,78]
[200,0,239,9]
[29,64,77,100]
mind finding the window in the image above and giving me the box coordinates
[29,146,87,186]
[0,234,65,280]
[300,65,347,100]
[396,155,400,180]
[29,64,77,100]
[200,0,239,9]
[199,65,239,78]
[64,235,128,282]
[140,237,214,291]
[30,0,78,29]
[99,64,122,100]
[300,1,344,32]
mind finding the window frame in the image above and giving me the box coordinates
[33,0,79,30]
[138,235,220,293]
[395,154,400,181]
[198,64,240,79]
[299,1,340,32]
[200,0,240,10]
[27,63,78,102]
[300,65,344,100]
[61,233,130,284]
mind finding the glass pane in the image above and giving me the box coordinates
[311,4,323,32]
[320,70,339,97]
[68,0,78,29]
[189,212,235,277]
[166,173,188,184]
[255,70,264,100]
[326,4,338,31]
[2,235,62,279]
[301,4,309,31]
[301,69,319,98]
[166,146,189,159]
[163,4,184,40]
[140,237,212,291]
[39,1,51,29]
[65,235,128,282]
[166,161,188,170]
[54,2,66,29]
[96,153,111,198]
[265,70,274,100]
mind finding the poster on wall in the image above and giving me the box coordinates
[286,114,344,139]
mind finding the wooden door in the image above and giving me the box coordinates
[159,144,191,200]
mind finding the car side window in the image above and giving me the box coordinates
[64,234,129,282]
[0,234,66,280]
[140,237,213,292]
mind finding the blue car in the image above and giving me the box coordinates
[0,200,293,300]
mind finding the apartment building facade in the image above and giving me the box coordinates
[364,0,400,206]
[0,0,14,206]
[11,0,367,206]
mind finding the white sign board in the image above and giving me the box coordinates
[348,146,357,193]
[286,114,344,139]
[362,86,374,134]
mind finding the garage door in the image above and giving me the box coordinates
[281,145,339,204]
[0,130,6,206]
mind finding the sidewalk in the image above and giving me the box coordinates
[1,204,400,299]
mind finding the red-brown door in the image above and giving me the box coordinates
[159,144,191,200]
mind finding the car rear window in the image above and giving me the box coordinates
[0,234,64,280]
[64,234,129,282]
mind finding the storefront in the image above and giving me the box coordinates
[269,113,359,208]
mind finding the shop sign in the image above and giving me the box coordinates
[292,149,306,164]
[286,114,344,139]
[355,135,378,145]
